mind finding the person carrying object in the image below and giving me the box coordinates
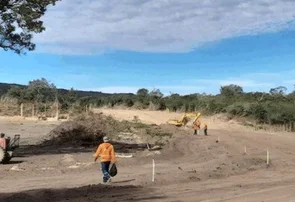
[94,136,116,183]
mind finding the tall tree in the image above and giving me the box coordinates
[269,86,287,96]
[136,88,149,105]
[25,78,57,102]
[220,84,244,96]
[6,85,25,103]
[0,0,60,54]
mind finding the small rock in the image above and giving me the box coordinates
[149,145,161,151]
[68,165,80,169]
[10,165,25,172]
[40,167,55,171]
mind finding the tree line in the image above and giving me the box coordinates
[2,78,295,130]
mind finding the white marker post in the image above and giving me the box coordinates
[244,146,247,154]
[147,143,151,150]
[267,149,269,166]
[152,159,155,182]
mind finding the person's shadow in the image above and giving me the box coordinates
[4,160,24,165]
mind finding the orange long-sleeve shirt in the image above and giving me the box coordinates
[94,142,116,163]
[193,120,201,130]
[0,138,6,150]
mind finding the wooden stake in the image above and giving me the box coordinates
[32,104,35,117]
[244,146,247,154]
[45,103,47,116]
[55,101,59,121]
[152,159,155,182]
[216,136,220,143]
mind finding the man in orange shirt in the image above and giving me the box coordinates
[0,133,6,150]
[94,136,116,183]
[193,120,201,135]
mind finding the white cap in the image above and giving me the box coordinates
[103,136,109,142]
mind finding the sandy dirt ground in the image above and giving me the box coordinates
[93,108,251,131]
[0,116,60,145]
[1,110,295,202]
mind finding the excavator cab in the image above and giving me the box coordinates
[0,134,20,164]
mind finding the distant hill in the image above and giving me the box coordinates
[0,82,25,97]
[0,82,134,98]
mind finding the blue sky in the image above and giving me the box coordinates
[1,0,295,95]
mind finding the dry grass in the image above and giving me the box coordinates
[0,100,58,117]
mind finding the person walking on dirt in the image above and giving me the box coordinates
[94,136,116,183]
[0,133,6,150]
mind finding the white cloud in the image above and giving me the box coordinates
[219,79,272,88]
[84,85,206,95]
[188,77,273,88]
[87,70,295,95]
[283,79,295,85]
[34,0,295,55]
[87,86,140,94]
[190,70,295,93]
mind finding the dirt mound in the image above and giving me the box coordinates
[42,113,114,147]
[37,113,178,154]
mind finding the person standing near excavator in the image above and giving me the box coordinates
[203,123,208,136]
[0,133,6,150]
[94,136,116,183]
[193,120,201,135]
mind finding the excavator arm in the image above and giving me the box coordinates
[167,112,201,126]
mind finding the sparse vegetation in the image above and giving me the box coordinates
[1,78,295,131]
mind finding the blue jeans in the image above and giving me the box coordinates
[101,161,111,182]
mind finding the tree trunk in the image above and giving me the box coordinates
[20,103,23,117]
[55,101,59,121]
[32,104,35,117]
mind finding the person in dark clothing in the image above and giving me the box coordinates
[204,123,208,136]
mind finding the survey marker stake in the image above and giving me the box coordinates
[243,145,247,155]
[266,149,270,167]
[152,159,155,182]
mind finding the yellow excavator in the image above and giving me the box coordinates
[167,112,201,127]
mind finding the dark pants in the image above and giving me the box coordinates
[194,129,199,135]
[204,129,208,135]
[101,161,111,182]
